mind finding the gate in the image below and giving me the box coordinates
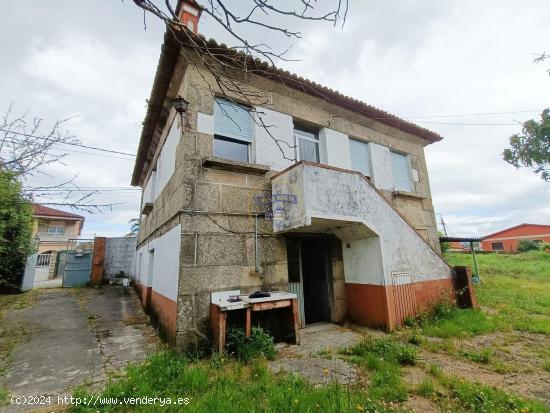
[62,239,94,287]
[391,272,417,325]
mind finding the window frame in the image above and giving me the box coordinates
[349,137,371,177]
[213,134,251,163]
[391,150,414,193]
[213,98,254,162]
[47,225,65,235]
[491,242,504,251]
[293,127,320,163]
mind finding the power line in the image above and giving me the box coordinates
[0,129,136,157]
[413,120,519,126]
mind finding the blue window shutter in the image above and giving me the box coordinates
[349,138,370,177]
[391,151,412,192]
[213,98,253,142]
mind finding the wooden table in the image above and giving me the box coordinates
[210,292,300,353]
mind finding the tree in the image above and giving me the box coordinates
[0,170,33,291]
[126,218,140,237]
[503,109,550,181]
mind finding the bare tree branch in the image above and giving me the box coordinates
[131,0,348,163]
[0,104,118,213]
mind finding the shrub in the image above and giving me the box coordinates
[0,171,33,292]
[518,239,540,252]
[225,326,276,362]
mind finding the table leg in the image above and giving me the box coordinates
[291,298,300,345]
[245,306,252,338]
[219,312,227,353]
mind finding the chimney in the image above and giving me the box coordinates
[178,0,202,34]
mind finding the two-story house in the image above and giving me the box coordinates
[32,204,84,282]
[131,1,456,348]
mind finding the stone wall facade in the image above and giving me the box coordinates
[136,58,443,349]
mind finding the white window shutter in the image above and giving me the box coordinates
[349,139,370,177]
[214,98,253,142]
[391,152,412,192]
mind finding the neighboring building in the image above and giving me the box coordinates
[481,223,550,252]
[32,204,85,253]
[131,1,456,348]
[32,204,85,282]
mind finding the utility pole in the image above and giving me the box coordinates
[437,213,448,236]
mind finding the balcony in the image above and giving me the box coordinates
[270,161,452,283]
[37,232,70,242]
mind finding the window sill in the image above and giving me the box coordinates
[392,191,427,200]
[203,156,270,175]
[141,202,154,215]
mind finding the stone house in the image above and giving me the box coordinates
[131,1,456,348]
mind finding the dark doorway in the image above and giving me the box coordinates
[286,236,332,324]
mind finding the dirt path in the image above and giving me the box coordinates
[0,286,159,412]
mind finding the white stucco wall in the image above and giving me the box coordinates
[254,107,295,171]
[135,225,180,301]
[319,127,351,169]
[197,112,214,135]
[369,143,394,191]
[155,119,180,196]
[272,163,451,286]
[141,171,156,209]
[151,225,181,301]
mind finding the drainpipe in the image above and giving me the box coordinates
[255,215,263,275]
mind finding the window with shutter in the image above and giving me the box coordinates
[349,138,371,177]
[391,151,413,192]
[213,98,253,162]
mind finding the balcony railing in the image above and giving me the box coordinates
[37,232,70,242]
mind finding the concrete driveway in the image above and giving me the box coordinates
[0,286,159,410]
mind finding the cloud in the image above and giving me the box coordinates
[2,0,550,238]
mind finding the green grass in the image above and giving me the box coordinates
[0,387,8,406]
[340,336,417,402]
[438,251,550,335]
[71,351,403,413]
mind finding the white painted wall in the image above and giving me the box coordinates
[369,143,394,191]
[342,238,385,285]
[254,107,295,171]
[142,171,156,209]
[134,225,181,301]
[319,128,351,169]
[197,112,214,135]
[272,163,451,286]
[156,119,180,196]
[150,225,181,301]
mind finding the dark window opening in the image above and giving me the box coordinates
[491,242,504,251]
[213,135,249,162]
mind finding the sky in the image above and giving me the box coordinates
[1,0,549,238]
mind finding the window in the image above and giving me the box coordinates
[491,242,504,251]
[213,136,249,162]
[391,151,413,192]
[47,226,65,235]
[349,138,371,177]
[294,128,319,163]
[213,98,253,162]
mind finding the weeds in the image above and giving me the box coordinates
[71,351,403,413]
[0,388,8,406]
[225,326,276,362]
[341,337,417,402]
[416,378,435,398]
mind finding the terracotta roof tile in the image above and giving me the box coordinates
[32,204,84,220]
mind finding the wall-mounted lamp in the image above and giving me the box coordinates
[172,95,189,130]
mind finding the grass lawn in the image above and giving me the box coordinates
[441,250,550,335]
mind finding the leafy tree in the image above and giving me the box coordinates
[503,109,550,181]
[0,170,33,291]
